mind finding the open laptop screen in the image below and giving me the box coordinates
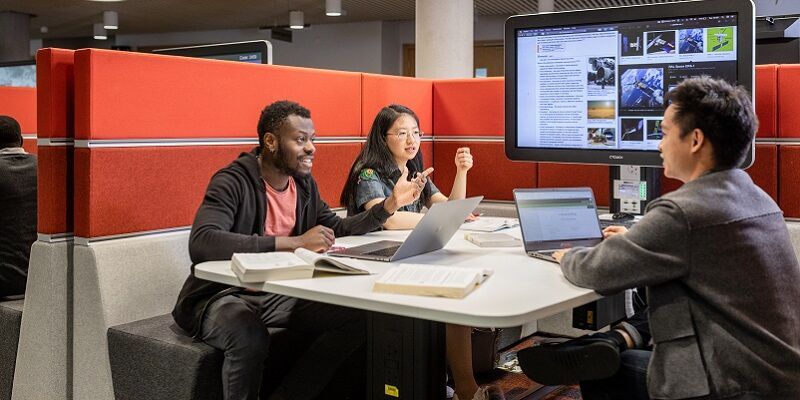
[515,188,603,246]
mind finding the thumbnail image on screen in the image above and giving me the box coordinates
[515,13,738,152]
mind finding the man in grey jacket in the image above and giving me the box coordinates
[525,77,800,399]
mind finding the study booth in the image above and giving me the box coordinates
[4,0,798,399]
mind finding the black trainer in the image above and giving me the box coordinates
[517,336,621,385]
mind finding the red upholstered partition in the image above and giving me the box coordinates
[537,164,610,207]
[74,49,361,140]
[755,65,777,138]
[73,146,252,238]
[0,87,36,134]
[36,48,75,235]
[433,142,536,201]
[433,78,504,136]
[73,49,364,238]
[780,146,800,217]
[312,142,363,207]
[777,65,800,138]
[361,74,432,136]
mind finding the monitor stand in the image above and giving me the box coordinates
[609,165,662,215]
[571,165,662,331]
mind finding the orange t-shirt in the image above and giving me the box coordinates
[264,177,297,236]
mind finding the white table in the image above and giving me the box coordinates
[194,218,602,399]
[195,220,601,328]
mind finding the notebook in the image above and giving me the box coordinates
[513,188,604,263]
[329,196,483,262]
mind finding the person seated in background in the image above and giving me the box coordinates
[172,100,425,400]
[340,104,504,400]
[0,115,37,299]
[520,76,800,399]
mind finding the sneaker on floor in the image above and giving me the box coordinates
[453,385,505,400]
[446,385,455,399]
[517,336,621,385]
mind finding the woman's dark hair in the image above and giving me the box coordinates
[340,104,432,215]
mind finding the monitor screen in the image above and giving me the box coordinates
[0,60,36,88]
[505,0,754,167]
[154,40,272,65]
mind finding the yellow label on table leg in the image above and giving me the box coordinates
[384,384,399,397]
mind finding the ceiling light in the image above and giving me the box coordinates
[40,26,49,34]
[103,11,118,29]
[93,23,107,40]
[538,0,555,13]
[326,0,342,16]
[289,10,304,29]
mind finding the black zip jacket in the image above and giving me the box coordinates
[172,148,391,336]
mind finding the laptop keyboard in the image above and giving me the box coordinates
[365,246,401,257]
[599,219,636,229]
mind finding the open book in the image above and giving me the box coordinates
[232,248,370,283]
[461,218,519,232]
[373,264,493,299]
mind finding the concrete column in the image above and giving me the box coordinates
[415,0,473,78]
[0,11,32,62]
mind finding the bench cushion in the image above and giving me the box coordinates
[0,299,24,400]
[107,313,223,400]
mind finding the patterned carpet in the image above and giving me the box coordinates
[479,335,582,400]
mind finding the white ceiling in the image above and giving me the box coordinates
[1,0,680,39]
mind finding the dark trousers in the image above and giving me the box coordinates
[200,292,366,400]
[580,349,651,400]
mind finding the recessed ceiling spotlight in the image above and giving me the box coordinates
[289,10,304,29]
[326,0,342,16]
[103,11,118,29]
[93,23,107,40]
[40,26,49,34]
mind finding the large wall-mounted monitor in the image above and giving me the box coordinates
[154,40,272,64]
[505,0,754,167]
[0,60,36,88]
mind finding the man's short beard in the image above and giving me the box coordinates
[271,144,309,178]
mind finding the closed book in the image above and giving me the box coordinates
[373,264,492,299]
[464,232,521,247]
[461,218,519,232]
[231,248,370,283]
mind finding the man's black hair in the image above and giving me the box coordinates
[0,116,22,149]
[256,100,311,152]
[665,76,758,170]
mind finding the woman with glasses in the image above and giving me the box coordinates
[340,104,504,400]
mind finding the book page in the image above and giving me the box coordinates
[461,218,519,232]
[232,252,306,271]
[377,265,491,288]
[294,247,370,275]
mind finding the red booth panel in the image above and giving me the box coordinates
[777,65,800,138]
[22,139,38,154]
[310,142,362,208]
[74,146,253,238]
[537,164,610,207]
[38,146,72,235]
[755,65,777,138]
[74,49,362,140]
[36,48,75,139]
[779,146,800,217]
[361,74,432,136]
[433,78,504,137]
[0,87,36,134]
[433,141,536,201]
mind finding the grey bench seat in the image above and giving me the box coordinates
[0,299,24,400]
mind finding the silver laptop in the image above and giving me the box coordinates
[513,188,603,263]
[330,196,483,262]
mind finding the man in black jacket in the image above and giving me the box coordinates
[0,116,37,299]
[172,101,424,400]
